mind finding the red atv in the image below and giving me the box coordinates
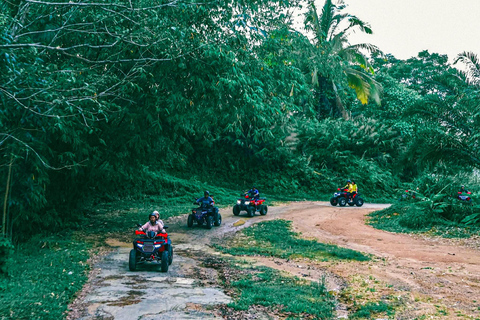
[233,193,268,217]
[330,187,364,207]
[457,191,473,204]
[129,225,173,272]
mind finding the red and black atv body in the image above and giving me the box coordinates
[400,189,418,201]
[233,193,268,217]
[457,191,473,204]
[129,226,173,272]
[330,188,364,207]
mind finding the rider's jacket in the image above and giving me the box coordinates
[351,184,357,193]
[248,189,259,199]
[459,188,469,193]
[196,196,214,207]
[141,221,166,233]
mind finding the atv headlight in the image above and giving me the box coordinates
[154,244,162,248]
[137,244,144,248]
[237,200,241,205]
[244,201,250,205]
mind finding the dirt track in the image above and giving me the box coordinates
[69,202,480,319]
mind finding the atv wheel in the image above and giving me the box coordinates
[247,207,254,217]
[355,197,364,207]
[129,249,137,271]
[330,197,338,206]
[206,216,213,229]
[160,250,169,272]
[187,214,194,228]
[214,213,222,226]
[338,197,347,207]
[233,205,240,216]
[168,246,173,265]
[260,205,268,215]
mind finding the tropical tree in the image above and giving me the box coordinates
[455,51,480,86]
[0,0,308,240]
[301,0,382,119]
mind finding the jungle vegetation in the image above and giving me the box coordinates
[1,0,480,318]
[1,0,480,246]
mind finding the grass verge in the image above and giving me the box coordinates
[202,255,336,319]
[368,202,480,238]
[214,219,369,261]
[0,235,90,320]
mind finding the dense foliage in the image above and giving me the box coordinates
[1,0,479,244]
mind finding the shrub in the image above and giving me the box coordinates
[0,237,14,276]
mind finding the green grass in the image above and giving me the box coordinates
[0,235,90,320]
[368,202,480,238]
[230,265,335,318]
[205,257,336,319]
[215,219,369,261]
[349,301,394,319]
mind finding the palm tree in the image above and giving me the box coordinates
[303,0,382,119]
[454,51,480,86]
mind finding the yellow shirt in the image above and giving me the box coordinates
[351,184,357,192]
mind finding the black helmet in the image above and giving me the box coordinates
[204,190,210,196]
[149,212,156,219]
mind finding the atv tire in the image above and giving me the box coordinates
[233,205,240,216]
[161,250,169,272]
[330,197,338,206]
[206,216,213,229]
[355,197,364,207]
[247,207,254,217]
[168,245,173,265]
[129,249,137,271]
[187,214,194,228]
[214,213,222,226]
[338,197,347,207]
[260,205,268,215]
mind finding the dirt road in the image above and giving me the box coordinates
[69,202,480,319]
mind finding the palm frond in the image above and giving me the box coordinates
[345,68,382,105]
[328,13,349,41]
[319,0,335,43]
[347,43,382,55]
[347,15,373,34]
[454,51,480,86]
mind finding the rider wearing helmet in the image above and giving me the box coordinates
[196,190,219,216]
[140,212,166,233]
[343,180,354,201]
[247,186,260,200]
[196,191,214,207]
[459,185,470,193]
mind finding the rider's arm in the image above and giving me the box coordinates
[157,221,166,234]
[140,222,149,231]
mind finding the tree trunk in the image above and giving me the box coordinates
[332,82,350,120]
[2,154,13,238]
